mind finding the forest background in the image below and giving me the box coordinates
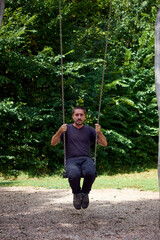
[0,0,159,177]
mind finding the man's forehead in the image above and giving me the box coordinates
[73,109,85,114]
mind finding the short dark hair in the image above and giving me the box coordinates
[72,106,86,114]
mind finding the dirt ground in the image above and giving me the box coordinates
[0,187,160,240]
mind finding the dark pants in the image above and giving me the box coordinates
[66,156,97,194]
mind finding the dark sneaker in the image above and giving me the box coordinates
[82,193,89,209]
[73,193,82,210]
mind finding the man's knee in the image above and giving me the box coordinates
[67,165,81,179]
[83,168,96,178]
[82,158,96,176]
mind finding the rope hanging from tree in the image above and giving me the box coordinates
[59,0,112,175]
[94,0,112,166]
[59,0,67,172]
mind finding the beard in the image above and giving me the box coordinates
[75,119,83,125]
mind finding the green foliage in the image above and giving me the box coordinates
[0,0,159,176]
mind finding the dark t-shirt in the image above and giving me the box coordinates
[60,124,97,159]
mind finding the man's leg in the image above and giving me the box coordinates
[81,157,96,193]
[81,157,96,208]
[66,158,82,210]
[66,159,81,194]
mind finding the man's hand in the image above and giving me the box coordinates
[60,124,67,133]
[95,124,101,133]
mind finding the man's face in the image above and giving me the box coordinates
[72,109,86,126]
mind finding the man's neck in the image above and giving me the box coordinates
[73,123,84,129]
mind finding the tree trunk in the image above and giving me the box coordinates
[155,7,160,228]
[0,0,6,32]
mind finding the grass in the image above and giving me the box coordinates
[93,169,159,192]
[0,169,159,192]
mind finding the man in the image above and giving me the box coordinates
[51,106,107,210]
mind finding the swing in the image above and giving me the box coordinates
[59,0,112,178]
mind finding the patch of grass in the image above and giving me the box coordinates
[93,169,159,192]
[0,169,158,192]
[0,173,70,189]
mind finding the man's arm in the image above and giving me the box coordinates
[51,124,67,146]
[95,124,107,147]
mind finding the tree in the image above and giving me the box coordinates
[0,0,5,31]
[0,0,159,176]
[155,6,160,226]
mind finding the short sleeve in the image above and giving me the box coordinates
[90,127,97,142]
[60,132,64,142]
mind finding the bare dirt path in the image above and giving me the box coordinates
[0,187,159,240]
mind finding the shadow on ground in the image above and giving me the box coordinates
[0,187,159,240]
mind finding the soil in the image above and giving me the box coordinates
[0,187,159,240]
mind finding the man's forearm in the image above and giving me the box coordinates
[51,124,67,146]
[51,128,63,146]
[97,131,107,147]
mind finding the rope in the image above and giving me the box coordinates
[59,0,66,170]
[59,0,112,170]
[94,0,112,166]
